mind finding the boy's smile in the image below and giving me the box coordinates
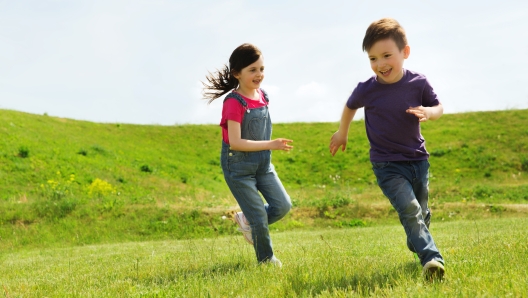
[367,38,410,84]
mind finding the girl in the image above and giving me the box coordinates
[203,43,293,266]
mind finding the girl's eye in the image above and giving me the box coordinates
[385,54,391,58]
[370,58,376,61]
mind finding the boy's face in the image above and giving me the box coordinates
[367,38,410,84]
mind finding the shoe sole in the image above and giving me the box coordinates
[235,213,253,245]
[423,260,445,280]
[235,213,250,230]
[241,231,253,245]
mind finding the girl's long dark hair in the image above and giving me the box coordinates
[202,43,262,104]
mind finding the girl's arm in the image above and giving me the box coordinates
[329,105,357,156]
[227,120,293,152]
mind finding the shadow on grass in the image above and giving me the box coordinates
[285,261,421,296]
[136,261,250,286]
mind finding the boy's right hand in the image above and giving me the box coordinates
[329,131,347,156]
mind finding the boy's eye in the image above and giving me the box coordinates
[370,58,376,61]
[384,54,391,58]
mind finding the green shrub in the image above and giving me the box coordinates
[140,165,153,173]
[473,185,494,199]
[99,197,123,214]
[430,148,449,157]
[32,197,77,219]
[316,195,351,210]
[180,175,188,183]
[521,156,528,171]
[347,218,367,227]
[18,146,29,158]
[489,205,506,213]
[91,145,107,155]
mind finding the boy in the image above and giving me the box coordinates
[329,18,445,280]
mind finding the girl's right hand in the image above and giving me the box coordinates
[272,138,293,151]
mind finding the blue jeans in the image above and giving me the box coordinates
[221,142,292,263]
[372,160,444,266]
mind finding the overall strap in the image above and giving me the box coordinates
[260,88,270,103]
[224,89,269,109]
[223,92,248,108]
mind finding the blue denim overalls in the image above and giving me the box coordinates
[220,89,291,263]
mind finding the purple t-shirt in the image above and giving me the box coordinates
[346,69,440,162]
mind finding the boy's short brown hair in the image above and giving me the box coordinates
[362,18,407,52]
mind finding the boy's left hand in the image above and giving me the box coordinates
[406,106,430,122]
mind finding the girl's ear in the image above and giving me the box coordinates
[231,70,240,80]
[403,45,410,59]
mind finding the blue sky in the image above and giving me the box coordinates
[1,0,527,125]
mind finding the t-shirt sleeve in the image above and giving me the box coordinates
[422,78,440,107]
[346,85,364,110]
[221,98,245,127]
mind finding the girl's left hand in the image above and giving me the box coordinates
[272,138,293,151]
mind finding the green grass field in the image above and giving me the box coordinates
[2,217,527,297]
[1,108,528,296]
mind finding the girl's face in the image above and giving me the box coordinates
[367,38,410,84]
[234,56,264,93]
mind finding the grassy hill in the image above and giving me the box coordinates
[1,108,527,249]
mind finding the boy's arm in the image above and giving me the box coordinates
[227,120,293,152]
[330,105,357,156]
[406,103,443,122]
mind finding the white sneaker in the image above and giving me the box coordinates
[423,259,445,280]
[269,256,282,268]
[234,212,253,245]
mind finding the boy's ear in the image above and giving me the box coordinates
[403,45,411,59]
